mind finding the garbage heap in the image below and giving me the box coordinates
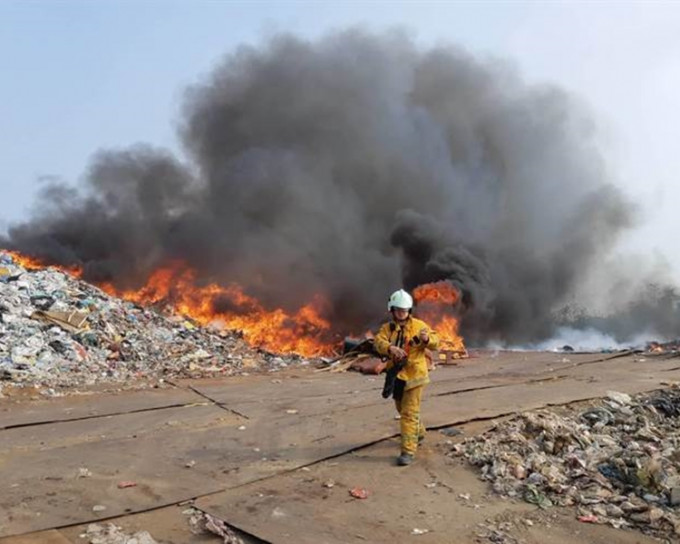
[0,252,300,393]
[453,388,680,539]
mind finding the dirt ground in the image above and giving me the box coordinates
[1,349,677,544]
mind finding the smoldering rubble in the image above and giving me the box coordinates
[4,29,675,346]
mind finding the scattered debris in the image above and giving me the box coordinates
[606,390,632,405]
[185,507,245,544]
[117,481,137,489]
[349,486,370,499]
[83,523,158,544]
[475,520,519,544]
[349,355,387,375]
[411,528,430,535]
[455,387,680,539]
[647,340,680,355]
[440,426,463,437]
[319,334,468,374]
[435,348,468,366]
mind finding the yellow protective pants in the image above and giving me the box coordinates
[394,385,426,455]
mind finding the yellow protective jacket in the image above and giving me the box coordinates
[374,316,439,390]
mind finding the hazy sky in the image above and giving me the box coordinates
[2,0,679,278]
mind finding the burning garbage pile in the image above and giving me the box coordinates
[0,251,297,393]
[452,388,680,538]
[96,263,336,358]
[1,245,469,393]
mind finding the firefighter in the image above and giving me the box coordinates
[375,289,439,466]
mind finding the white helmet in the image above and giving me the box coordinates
[388,289,413,311]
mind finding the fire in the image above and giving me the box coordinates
[99,263,333,357]
[2,250,84,277]
[3,249,467,359]
[3,250,44,270]
[2,249,333,357]
[413,281,466,353]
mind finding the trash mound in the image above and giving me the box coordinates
[0,252,302,394]
[83,523,158,544]
[452,388,680,539]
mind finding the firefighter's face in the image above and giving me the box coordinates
[392,308,409,322]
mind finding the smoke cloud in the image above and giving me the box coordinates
[3,29,675,344]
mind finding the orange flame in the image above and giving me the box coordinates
[3,250,46,270]
[413,281,466,353]
[3,250,334,356]
[4,250,467,358]
[99,263,333,357]
[2,250,83,277]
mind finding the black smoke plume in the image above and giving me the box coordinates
[3,29,672,344]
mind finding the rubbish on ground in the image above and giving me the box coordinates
[349,356,387,375]
[185,507,245,544]
[318,335,468,375]
[117,481,137,489]
[436,348,468,365]
[440,426,463,437]
[475,520,519,544]
[646,340,680,355]
[455,387,680,539]
[606,390,632,405]
[349,487,370,499]
[31,309,89,333]
[84,522,158,544]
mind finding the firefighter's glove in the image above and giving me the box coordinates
[388,345,407,361]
